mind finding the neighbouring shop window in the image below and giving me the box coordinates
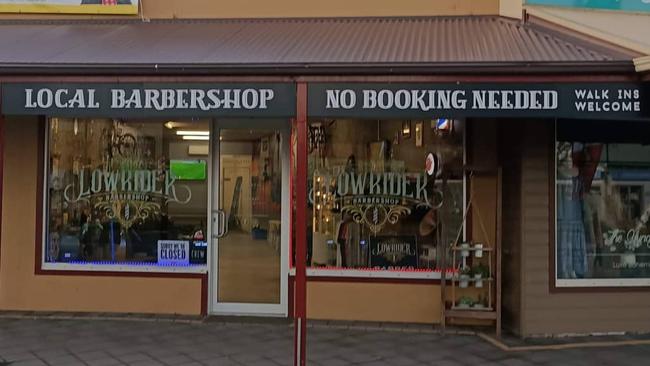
[295,119,464,276]
[556,120,650,285]
[45,118,209,270]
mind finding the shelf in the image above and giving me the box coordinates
[451,246,494,252]
[441,167,502,337]
[453,277,494,282]
[445,308,497,320]
[451,306,494,312]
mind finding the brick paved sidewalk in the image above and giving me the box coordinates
[1,317,649,365]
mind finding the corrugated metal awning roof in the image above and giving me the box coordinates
[0,16,639,75]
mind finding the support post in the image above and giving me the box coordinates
[294,82,308,366]
[0,88,4,278]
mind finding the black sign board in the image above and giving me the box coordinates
[190,240,208,265]
[1,83,296,118]
[308,83,650,120]
[369,235,418,270]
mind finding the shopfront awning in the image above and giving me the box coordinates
[0,16,640,75]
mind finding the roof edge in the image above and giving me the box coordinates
[0,15,505,26]
[524,11,645,59]
[0,61,636,77]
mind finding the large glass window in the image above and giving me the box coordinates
[556,120,650,285]
[297,119,464,277]
[45,118,208,271]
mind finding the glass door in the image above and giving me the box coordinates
[210,119,289,316]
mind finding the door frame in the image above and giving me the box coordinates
[208,118,290,316]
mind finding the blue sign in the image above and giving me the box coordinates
[526,0,650,12]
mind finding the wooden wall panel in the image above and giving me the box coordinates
[519,120,650,336]
[497,120,523,335]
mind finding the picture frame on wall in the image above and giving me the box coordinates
[260,136,270,159]
[415,121,423,147]
[402,120,411,139]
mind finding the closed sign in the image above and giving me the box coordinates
[157,240,190,266]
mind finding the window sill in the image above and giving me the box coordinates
[289,267,442,280]
[556,278,650,287]
[40,262,208,274]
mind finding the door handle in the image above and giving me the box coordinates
[212,210,219,239]
[222,210,229,237]
[212,210,226,239]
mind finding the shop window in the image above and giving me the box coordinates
[556,121,650,286]
[295,119,465,278]
[44,118,209,271]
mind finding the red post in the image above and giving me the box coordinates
[0,91,3,275]
[0,88,3,276]
[294,82,308,366]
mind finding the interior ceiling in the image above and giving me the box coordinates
[161,120,277,141]
[220,129,278,141]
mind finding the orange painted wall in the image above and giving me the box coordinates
[0,117,203,315]
[307,281,442,324]
[0,0,499,19]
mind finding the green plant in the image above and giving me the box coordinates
[458,296,473,306]
[473,294,486,308]
[473,263,489,278]
[459,266,472,276]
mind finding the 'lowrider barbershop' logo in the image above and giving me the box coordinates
[64,168,191,229]
[369,235,418,269]
[330,171,441,234]
[372,239,417,263]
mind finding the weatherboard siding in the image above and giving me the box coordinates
[519,120,650,336]
[499,120,524,335]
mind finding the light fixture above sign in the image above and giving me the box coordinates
[402,121,411,138]
[176,130,210,136]
[182,136,209,141]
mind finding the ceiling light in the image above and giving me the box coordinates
[164,121,175,129]
[176,130,210,136]
[182,136,209,141]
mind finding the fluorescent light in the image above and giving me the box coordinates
[182,136,209,141]
[176,130,210,136]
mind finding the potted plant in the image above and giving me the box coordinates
[458,266,472,288]
[474,243,484,258]
[472,295,486,310]
[457,296,473,309]
[459,242,471,257]
[473,263,489,288]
